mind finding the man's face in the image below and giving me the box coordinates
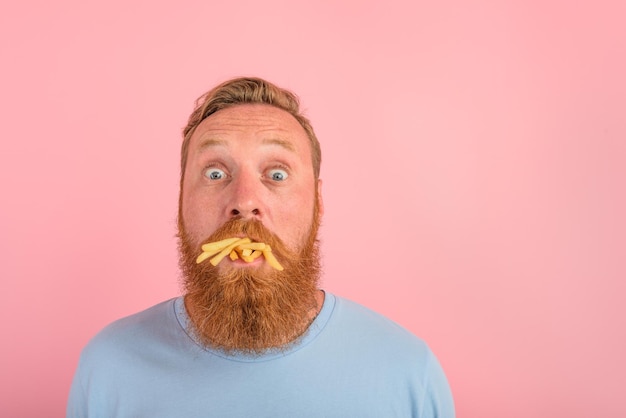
[181,103,322,273]
[178,104,324,353]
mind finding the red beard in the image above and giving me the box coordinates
[178,214,321,355]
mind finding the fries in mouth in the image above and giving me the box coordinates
[195,237,284,271]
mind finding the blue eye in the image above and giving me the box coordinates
[204,168,225,180]
[268,169,288,181]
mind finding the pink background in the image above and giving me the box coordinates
[1,1,625,417]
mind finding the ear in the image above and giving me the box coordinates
[316,179,324,217]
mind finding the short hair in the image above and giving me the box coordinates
[180,77,321,181]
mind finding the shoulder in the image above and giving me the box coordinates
[321,294,455,416]
[324,294,433,360]
[330,295,426,341]
[80,298,180,363]
[67,298,185,416]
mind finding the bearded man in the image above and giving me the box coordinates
[67,77,455,417]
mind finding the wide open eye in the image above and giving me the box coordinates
[268,168,288,182]
[204,168,226,180]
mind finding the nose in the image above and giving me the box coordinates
[227,170,262,219]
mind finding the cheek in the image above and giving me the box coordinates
[274,193,316,246]
[182,192,220,240]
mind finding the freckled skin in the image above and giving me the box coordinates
[181,104,323,256]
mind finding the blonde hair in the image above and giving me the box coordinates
[181,77,321,181]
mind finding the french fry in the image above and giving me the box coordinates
[241,250,264,263]
[196,251,213,264]
[210,238,251,266]
[249,250,263,259]
[196,243,233,264]
[201,237,240,253]
[236,242,267,251]
[196,237,283,270]
[195,247,225,263]
[262,245,284,271]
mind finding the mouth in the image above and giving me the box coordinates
[227,256,265,268]
[196,236,284,271]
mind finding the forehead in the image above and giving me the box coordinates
[190,104,311,156]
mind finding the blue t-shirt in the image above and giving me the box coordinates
[67,292,455,417]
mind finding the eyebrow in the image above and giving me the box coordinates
[198,138,228,151]
[262,138,296,152]
[197,137,296,153]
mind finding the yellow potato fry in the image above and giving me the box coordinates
[210,238,251,266]
[195,246,226,264]
[196,237,283,271]
[249,250,263,260]
[241,249,265,263]
[262,246,283,271]
[236,242,267,251]
[196,251,213,264]
[201,237,240,253]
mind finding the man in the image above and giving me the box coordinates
[67,77,455,417]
